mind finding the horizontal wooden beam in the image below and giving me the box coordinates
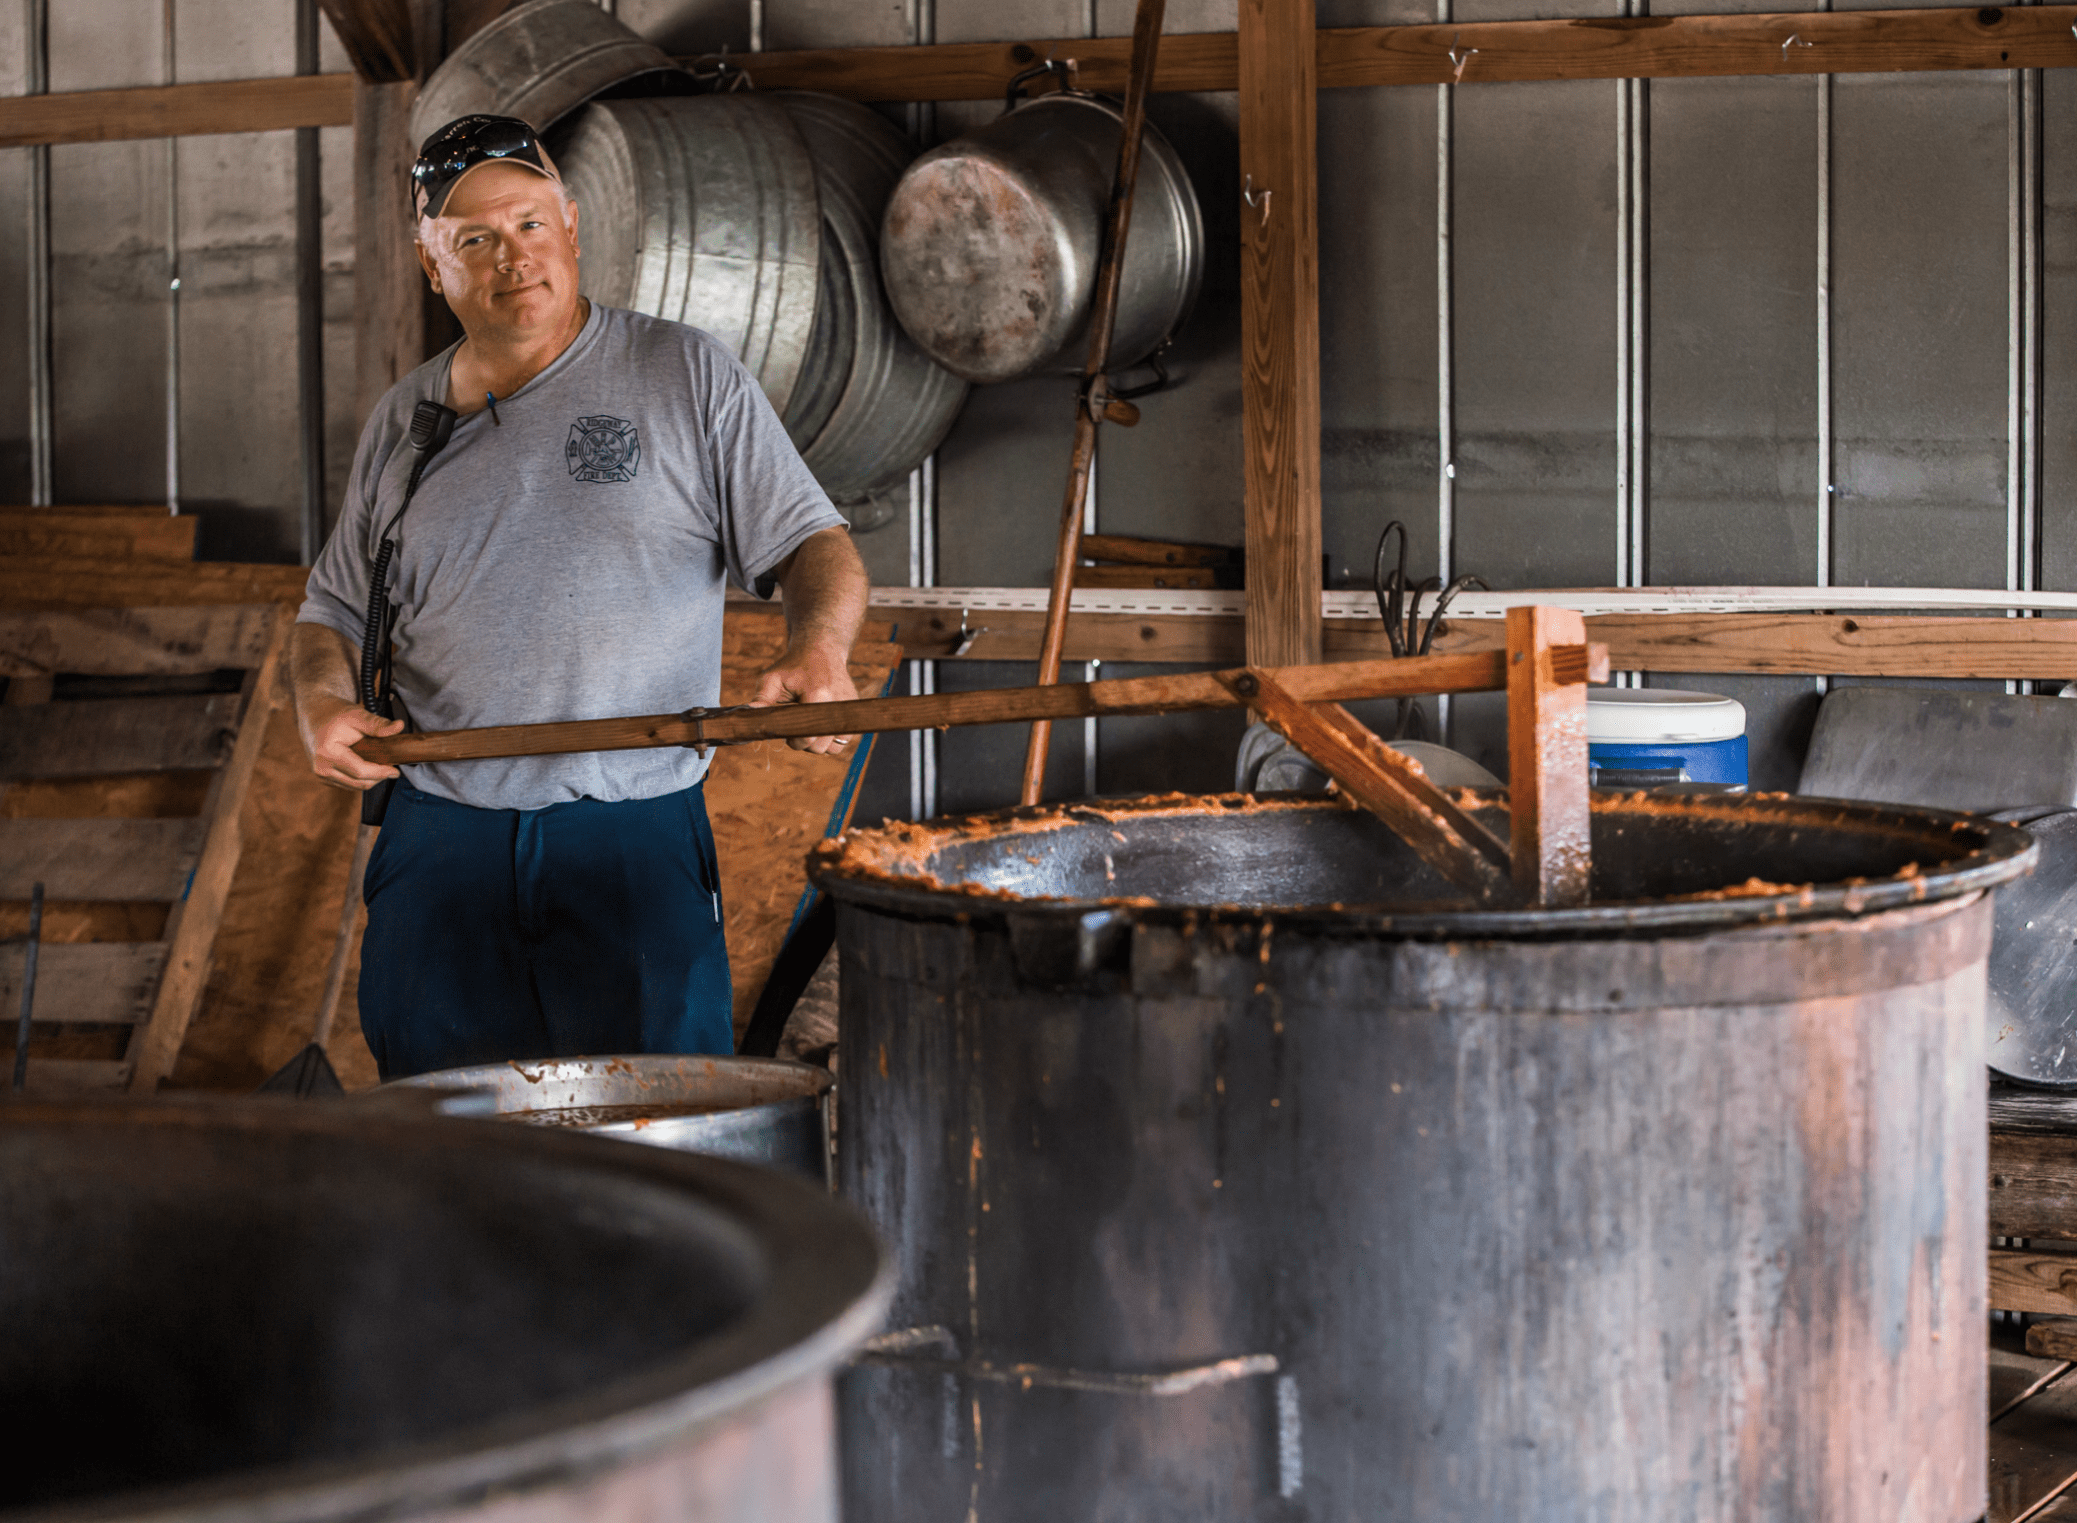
[5,6,2074,146]
[740,6,2077,98]
[881,602,2077,680]
[0,74,353,149]
[1993,1247,2077,1316]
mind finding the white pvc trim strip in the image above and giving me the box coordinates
[864,586,2077,619]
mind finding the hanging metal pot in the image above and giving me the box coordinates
[557,93,822,418]
[410,0,693,146]
[879,88,1203,386]
[776,92,969,509]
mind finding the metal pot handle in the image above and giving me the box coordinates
[1003,58,1079,114]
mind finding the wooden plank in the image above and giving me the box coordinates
[1434,611,2077,681]
[0,556,308,610]
[1080,534,1238,567]
[1,8,2074,154]
[1316,4,2077,88]
[0,512,194,561]
[4,1058,130,1094]
[0,604,280,678]
[1993,1129,2077,1239]
[2029,1323,2077,1363]
[0,73,354,149]
[1073,564,1224,590]
[1224,671,1512,903]
[0,694,241,779]
[127,612,294,1092]
[1507,606,1592,908]
[734,8,2077,99]
[737,30,1240,101]
[0,942,168,1024]
[1239,0,1322,670]
[315,0,416,82]
[1992,1249,2077,1316]
[0,819,205,901]
[353,77,435,431]
[358,646,1608,766]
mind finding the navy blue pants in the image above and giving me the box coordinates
[358,779,733,1079]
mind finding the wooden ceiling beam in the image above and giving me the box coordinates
[6,6,2077,147]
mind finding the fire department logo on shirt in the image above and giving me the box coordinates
[566,416,641,483]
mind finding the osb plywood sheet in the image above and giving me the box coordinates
[168,692,380,1092]
[712,612,901,1037]
[176,609,898,1088]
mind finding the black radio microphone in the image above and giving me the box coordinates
[359,399,458,826]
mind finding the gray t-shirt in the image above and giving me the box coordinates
[300,304,846,810]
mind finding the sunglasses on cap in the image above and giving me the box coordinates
[410,115,560,220]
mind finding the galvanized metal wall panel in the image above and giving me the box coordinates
[46,2,166,509]
[2041,66,2077,595]
[0,8,28,502]
[1830,71,2008,589]
[616,0,750,54]
[1317,81,1436,588]
[1646,75,1818,586]
[1449,79,1619,590]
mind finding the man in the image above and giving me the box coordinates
[295,114,868,1079]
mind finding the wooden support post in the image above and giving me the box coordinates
[351,78,427,431]
[1239,0,1323,669]
[1506,605,1592,907]
[1223,669,1512,903]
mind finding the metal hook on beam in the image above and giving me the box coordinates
[1448,32,1479,82]
[1241,174,1272,227]
[1781,33,1814,57]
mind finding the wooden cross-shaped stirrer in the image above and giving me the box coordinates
[1219,605,1597,909]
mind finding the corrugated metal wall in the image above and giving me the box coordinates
[0,0,357,559]
[0,0,2066,807]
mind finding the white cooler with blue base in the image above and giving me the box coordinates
[1587,688,1748,791]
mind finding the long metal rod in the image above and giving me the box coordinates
[906,454,937,821]
[295,0,325,565]
[24,0,52,506]
[1815,71,1833,592]
[359,645,1607,768]
[163,0,182,517]
[2009,61,2042,600]
[1021,0,1166,805]
[1812,65,1833,699]
[1020,0,1164,800]
[1627,73,1648,590]
[906,0,937,822]
[1436,0,1455,739]
[1615,55,1632,592]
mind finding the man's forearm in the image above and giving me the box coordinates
[291,622,362,750]
[773,526,869,659]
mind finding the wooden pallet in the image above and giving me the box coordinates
[0,601,293,1094]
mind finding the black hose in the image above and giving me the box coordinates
[358,537,396,715]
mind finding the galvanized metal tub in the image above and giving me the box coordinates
[812,791,2034,1523]
[879,92,1203,386]
[386,1053,833,1182]
[775,92,968,506]
[557,94,820,417]
[410,0,692,146]
[0,1096,886,1523]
